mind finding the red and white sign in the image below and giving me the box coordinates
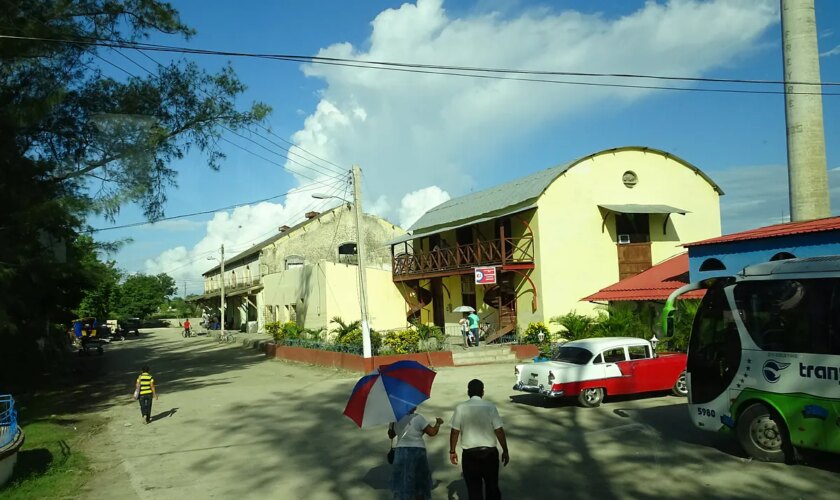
[474,266,497,285]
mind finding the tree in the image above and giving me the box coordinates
[73,235,123,319]
[112,273,176,319]
[1,0,270,220]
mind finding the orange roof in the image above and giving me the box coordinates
[582,253,705,302]
[685,216,840,248]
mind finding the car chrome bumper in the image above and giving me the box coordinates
[512,382,564,398]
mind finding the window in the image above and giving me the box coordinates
[285,255,304,270]
[615,213,650,243]
[628,345,651,360]
[734,279,840,355]
[601,347,627,363]
[338,242,358,265]
[551,347,594,365]
[770,252,796,261]
[699,258,726,271]
[460,275,476,309]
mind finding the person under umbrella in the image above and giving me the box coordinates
[388,406,443,500]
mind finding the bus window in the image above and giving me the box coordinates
[734,279,840,355]
[688,286,740,404]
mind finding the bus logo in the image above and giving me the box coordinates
[763,360,791,383]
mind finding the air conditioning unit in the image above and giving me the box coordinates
[618,234,631,244]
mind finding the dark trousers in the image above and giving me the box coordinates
[138,395,153,421]
[462,447,500,500]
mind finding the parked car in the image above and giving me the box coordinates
[513,337,687,407]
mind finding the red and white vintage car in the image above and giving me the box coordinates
[513,337,687,407]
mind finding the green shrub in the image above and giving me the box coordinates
[594,303,649,338]
[382,328,422,354]
[520,322,550,344]
[550,312,597,341]
[411,321,445,343]
[266,320,300,343]
[330,317,381,352]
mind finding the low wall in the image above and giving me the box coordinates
[510,344,540,359]
[270,344,454,372]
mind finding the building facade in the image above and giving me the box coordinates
[391,146,723,340]
[199,205,406,333]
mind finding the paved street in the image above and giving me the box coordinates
[76,328,840,500]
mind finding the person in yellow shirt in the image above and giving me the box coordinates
[134,366,158,424]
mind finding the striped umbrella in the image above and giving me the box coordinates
[343,360,437,428]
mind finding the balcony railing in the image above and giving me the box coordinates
[204,276,261,294]
[393,236,534,280]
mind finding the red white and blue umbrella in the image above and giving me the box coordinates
[343,360,437,428]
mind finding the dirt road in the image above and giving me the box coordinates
[77,328,840,500]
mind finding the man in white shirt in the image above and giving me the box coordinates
[449,379,509,500]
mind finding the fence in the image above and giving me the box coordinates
[0,395,18,449]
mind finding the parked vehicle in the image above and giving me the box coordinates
[122,318,141,336]
[68,317,108,355]
[513,337,687,407]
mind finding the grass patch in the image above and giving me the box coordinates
[0,417,94,499]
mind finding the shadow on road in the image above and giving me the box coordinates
[151,407,179,422]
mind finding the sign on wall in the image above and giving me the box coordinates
[474,266,497,285]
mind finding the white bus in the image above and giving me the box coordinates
[661,256,840,462]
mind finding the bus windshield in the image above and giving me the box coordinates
[687,285,741,404]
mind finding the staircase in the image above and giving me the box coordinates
[451,345,517,366]
[402,281,432,321]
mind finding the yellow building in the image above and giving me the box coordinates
[199,205,406,333]
[390,146,722,341]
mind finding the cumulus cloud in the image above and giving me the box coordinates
[398,186,451,228]
[291,0,778,213]
[144,188,342,290]
[714,165,840,234]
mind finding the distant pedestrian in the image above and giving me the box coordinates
[183,318,191,337]
[134,366,158,424]
[459,313,472,348]
[449,379,509,500]
[467,312,480,347]
[388,407,444,500]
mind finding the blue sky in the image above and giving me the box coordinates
[86,0,840,295]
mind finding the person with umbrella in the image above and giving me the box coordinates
[453,306,476,348]
[388,407,444,500]
[343,360,441,499]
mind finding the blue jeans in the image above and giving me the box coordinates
[470,328,479,347]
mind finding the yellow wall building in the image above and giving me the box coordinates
[390,147,722,341]
[199,205,406,333]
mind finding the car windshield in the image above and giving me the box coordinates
[552,346,594,365]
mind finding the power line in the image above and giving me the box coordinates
[86,176,347,233]
[4,34,840,96]
[129,48,347,176]
[104,48,347,181]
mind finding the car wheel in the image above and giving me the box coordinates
[672,371,688,397]
[578,387,604,408]
[736,403,790,463]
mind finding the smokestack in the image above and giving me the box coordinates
[781,0,830,221]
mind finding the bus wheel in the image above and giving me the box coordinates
[736,403,789,463]
[578,388,604,408]
[671,372,688,397]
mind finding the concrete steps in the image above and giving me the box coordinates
[451,346,517,366]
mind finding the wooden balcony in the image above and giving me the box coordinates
[392,236,535,281]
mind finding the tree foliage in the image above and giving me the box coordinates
[110,273,176,319]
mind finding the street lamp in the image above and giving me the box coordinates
[312,165,372,360]
[207,245,225,335]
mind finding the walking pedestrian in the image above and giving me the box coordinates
[134,365,158,424]
[449,379,509,500]
[459,313,472,348]
[388,407,444,500]
[467,311,480,347]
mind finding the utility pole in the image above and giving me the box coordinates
[183,280,187,298]
[781,0,830,221]
[351,165,372,358]
[220,244,226,333]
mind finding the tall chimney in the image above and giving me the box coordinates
[782,0,830,221]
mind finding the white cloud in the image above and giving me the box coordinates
[399,186,451,228]
[820,44,840,58]
[144,187,341,291]
[290,0,778,217]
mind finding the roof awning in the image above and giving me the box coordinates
[387,205,537,247]
[598,204,690,215]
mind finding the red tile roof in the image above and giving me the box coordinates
[685,216,840,248]
[582,253,705,302]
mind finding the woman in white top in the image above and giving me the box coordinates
[387,407,443,500]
